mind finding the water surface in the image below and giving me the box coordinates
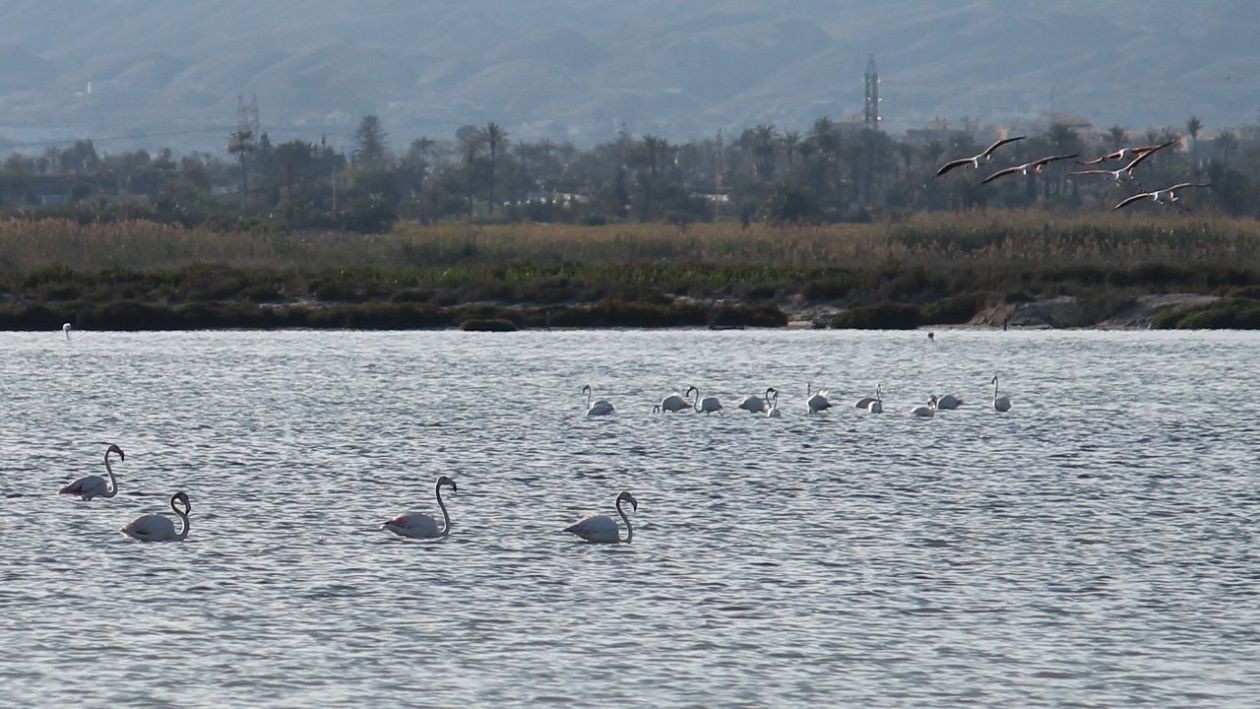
[2,329,1258,706]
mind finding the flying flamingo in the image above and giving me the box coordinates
[565,491,637,544]
[982,154,1079,184]
[935,136,1026,177]
[1077,139,1175,165]
[1112,183,1211,212]
[59,444,124,500]
[1068,140,1175,183]
[120,492,190,542]
[382,476,457,539]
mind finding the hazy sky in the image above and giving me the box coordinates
[0,0,1256,150]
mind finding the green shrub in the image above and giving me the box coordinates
[459,318,519,332]
[710,303,788,328]
[831,302,922,330]
[801,278,849,301]
[390,289,435,303]
[1223,285,1260,300]
[922,293,986,325]
[1155,300,1260,329]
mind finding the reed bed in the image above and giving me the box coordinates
[1,212,1258,329]
[3,211,1260,273]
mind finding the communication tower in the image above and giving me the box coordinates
[864,54,881,131]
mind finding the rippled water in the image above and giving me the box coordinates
[3,329,1259,706]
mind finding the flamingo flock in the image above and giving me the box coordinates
[936,131,1211,212]
[55,371,1013,546]
[56,441,641,546]
[588,374,1012,419]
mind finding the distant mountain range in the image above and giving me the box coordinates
[0,0,1255,151]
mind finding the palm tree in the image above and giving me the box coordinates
[808,117,843,208]
[634,134,671,219]
[1216,130,1238,167]
[1107,125,1127,151]
[227,127,255,208]
[480,121,509,213]
[738,124,778,181]
[1044,123,1082,197]
[782,131,800,170]
[1186,116,1203,169]
[641,134,669,177]
[352,115,390,166]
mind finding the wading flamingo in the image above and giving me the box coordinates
[59,444,124,500]
[566,491,638,544]
[382,476,457,539]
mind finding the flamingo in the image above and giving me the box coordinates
[1113,183,1211,212]
[582,385,614,416]
[910,396,938,418]
[120,492,190,542]
[62,323,72,341]
[1068,140,1174,184]
[935,136,1026,177]
[855,384,883,411]
[1077,139,1175,165]
[982,153,1079,184]
[382,476,457,539]
[766,390,783,418]
[737,387,777,413]
[565,491,637,544]
[806,383,831,414]
[935,393,963,410]
[658,391,689,413]
[687,386,722,415]
[59,444,124,500]
[992,376,1012,412]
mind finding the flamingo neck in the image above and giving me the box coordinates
[617,498,632,544]
[103,451,118,498]
[172,499,189,540]
[436,484,451,536]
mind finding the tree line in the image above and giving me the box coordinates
[1,114,1256,233]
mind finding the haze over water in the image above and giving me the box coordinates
[2,329,1258,706]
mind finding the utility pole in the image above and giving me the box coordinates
[227,95,260,209]
[715,128,724,221]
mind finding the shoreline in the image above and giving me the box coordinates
[0,292,1247,332]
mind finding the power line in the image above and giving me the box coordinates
[1,125,363,152]
[0,126,236,150]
